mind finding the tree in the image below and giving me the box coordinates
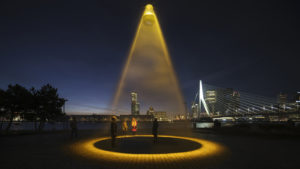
[0,84,66,132]
[0,89,6,130]
[36,84,66,131]
[5,84,32,132]
[22,87,38,130]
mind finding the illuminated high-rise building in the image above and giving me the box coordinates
[294,92,300,103]
[146,106,155,115]
[131,92,137,103]
[146,106,167,121]
[231,91,240,114]
[215,88,233,115]
[191,103,199,119]
[277,93,288,112]
[205,90,216,114]
[277,93,288,104]
[131,92,140,115]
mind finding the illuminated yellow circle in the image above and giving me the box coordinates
[70,135,229,165]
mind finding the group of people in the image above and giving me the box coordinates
[117,117,138,135]
[111,116,159,147]
[69,116,159,147]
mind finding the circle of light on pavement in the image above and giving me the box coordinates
[70,135,229,165]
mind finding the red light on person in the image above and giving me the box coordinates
[131,118,137,135]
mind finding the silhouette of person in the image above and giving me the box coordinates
[122,120,128,135]
[214,119,221,128]
[131,118,137,135]
[111,116,117,147]
[70,116,78,138]
[152,118,159,143]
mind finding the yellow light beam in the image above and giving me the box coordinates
[112,4,185,114]
[111,14,143,111]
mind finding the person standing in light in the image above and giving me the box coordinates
[110,116,117,147]
[131,118,137,135]
[70,116,78,139]
[152,118,159,143]
[122,119,128,135]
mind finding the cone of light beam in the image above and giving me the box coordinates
[112,4,185,114]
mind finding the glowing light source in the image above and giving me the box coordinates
[69,135,229,166]
[144,4,154,15]
[112,4,185,114]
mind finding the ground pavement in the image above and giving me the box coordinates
[1,125,300,169]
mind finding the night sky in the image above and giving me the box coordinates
[1,0,299,114]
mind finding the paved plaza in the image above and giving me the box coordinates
[1,125,300,169]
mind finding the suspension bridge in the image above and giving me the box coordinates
[191,80,300,119]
